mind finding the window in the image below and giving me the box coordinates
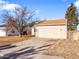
[11,30,15,33]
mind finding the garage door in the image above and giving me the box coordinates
[36,28,60,39]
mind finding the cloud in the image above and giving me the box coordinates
[0,0,21,11]
[74,0,79,9]
[3,4,21,11]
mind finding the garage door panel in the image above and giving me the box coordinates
[36,28,60,38]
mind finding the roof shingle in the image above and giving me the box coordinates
[35,19,67,26]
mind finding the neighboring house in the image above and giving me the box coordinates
[32,19,67,39]
[0,25,6,36]
[0,25,31,36]
[6,26,20,36]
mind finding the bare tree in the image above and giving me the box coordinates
[3,7,34,37]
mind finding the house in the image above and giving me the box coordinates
[32,19,67,39]
[0,25,31,36]
[0,25,6,36]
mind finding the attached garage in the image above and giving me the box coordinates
[32,19,67,39]
[36,26,60,39]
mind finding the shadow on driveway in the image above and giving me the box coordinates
[0,44,16,50]
[1,43,52,59]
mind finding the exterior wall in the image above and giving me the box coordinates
[32,27,35,35]
[33,25,67,39]
[59,26,67,39]
[7,27,19,36]
[77,32,79,40]
[7,26,31,36]
[7,30,19,36]
[0,27,6,36]
[67,31,78,40]
[0,26,32,36]
[72,31,78,40]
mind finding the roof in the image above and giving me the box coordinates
[0,24,6,27]
[34,19,67,26]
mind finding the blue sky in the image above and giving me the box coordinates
[0,0,79,20]
[0,0,79,30]
[4,0,77,19]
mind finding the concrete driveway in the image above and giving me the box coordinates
[0,38,65,59]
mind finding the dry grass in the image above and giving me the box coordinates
[0,35,31,46]
[44,39,79,59]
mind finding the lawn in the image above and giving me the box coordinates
[0,35,31,46]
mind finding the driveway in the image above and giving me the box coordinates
[0,37,65,59]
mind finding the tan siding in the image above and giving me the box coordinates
[59,26,67,39]
[35,26,67,39]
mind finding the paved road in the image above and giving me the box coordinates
[0,38,65,59]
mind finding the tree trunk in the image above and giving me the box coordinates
[67,30,78,40]
[67,30,74,40]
